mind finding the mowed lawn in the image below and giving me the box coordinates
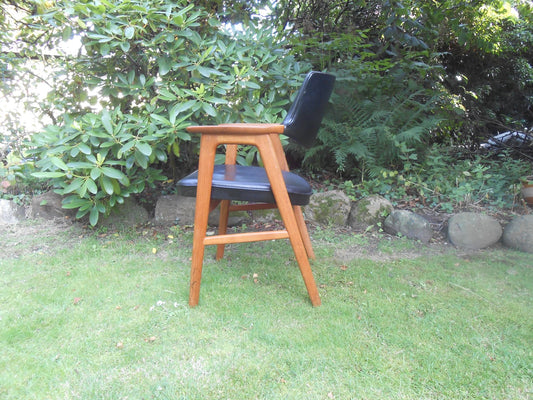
[1,221,532,399]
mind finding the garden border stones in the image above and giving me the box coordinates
[2,189,531,253]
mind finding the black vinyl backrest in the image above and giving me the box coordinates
[282,71,336,148]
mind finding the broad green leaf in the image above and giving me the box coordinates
[77,19,87,29]
[244,81,261,89]
[79,181,88,198]
[77,201,92,212]
[100,43,111,56]
[32,171,66,178]
[87,33,112,43]
[99,140,116,148]
[67,161,94,169]
[119,141,136,157]
[172,141,180,157]
[125,155,135,169]
[158,57,171,76]
[134,150,148,169]
[208,17,220,27]
[205,96,228,105]
[135,141,152,156]
[202,102,217,117]
[101,110,113,135]
[101,176,114,195]
[76,207,91,218]
[176,130,191,141]
[157,88,177,101]
[111,178,122,194]
[78,143,91,155]
[155,149,167,162]
[174,3,194,18]
[173,15,184,26]
[90,167,102,180]
[197,66,222,78]
[101,166,126,180]
[169,101,196,124]
[86,178,98,194]
[50,157,69,171]
[89,207,99,226]
[62,196,91,209]
[150,113,172,126]
[63,178,84,194]
[62,26,72,41]
[124,26,134,39]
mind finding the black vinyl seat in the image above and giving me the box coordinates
[177,164,313,205]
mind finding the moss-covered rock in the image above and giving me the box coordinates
[304,190,351,226]
[347,195,393,231]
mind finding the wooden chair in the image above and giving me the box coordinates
[177,71,336,306]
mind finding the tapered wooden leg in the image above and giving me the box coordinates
[270,135,316,259]
[216,200,231,260]
[189,203,208,307]
[260,135,321,306]
[294,205,315,260]
[284,210,321,306]
[189,137,217,307]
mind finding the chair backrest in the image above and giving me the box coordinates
[282,71,336,148]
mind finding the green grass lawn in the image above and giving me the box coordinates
[1,222,532,399]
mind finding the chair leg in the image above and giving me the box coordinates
[189,136,217,307]
[216,200,231,260]
[270,134,315,260]
[294,205,315,260]
[260,136,321,306]
[282,207,321,306]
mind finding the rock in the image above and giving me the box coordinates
[155,194,196,225]
[250,208,281,223]
[31,191,74,220]
[0,199,26,224]
[502,215,533,253]
[447,212,502,249]
[304,190,351,226]
[384,210,433,243]
[347,195,393,231]
[100,197,149,228]
[154,194,251,227]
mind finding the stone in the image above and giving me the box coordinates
[155,194,196,225]
[0,199,26,224]
[502,215,533,253]
[304,190,351,226]
[31,191,74,220]
[153,194,251,227]
[384,210,433,243]
[250,208,281,223]
[347,195,393,231]
[447,212,502,249]
[100,197,149,228]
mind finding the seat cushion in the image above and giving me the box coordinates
[177,165,313,206]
